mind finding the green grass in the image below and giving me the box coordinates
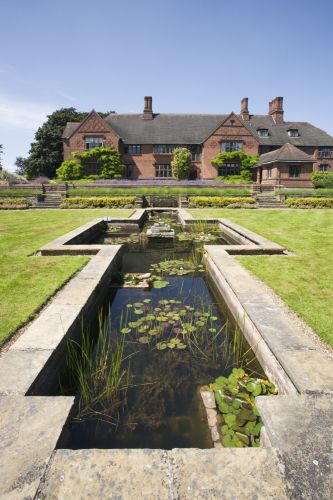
[0,189,42,196]
[68,187,251,196]
[0,209,133,346]
[190,209,333,347]
[276,188,333,196]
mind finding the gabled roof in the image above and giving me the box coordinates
[256,143,315,166]
[62,112,333,147]
[104,113,230,144]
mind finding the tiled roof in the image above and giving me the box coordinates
[256,143,315,166]
[62,113,333,147]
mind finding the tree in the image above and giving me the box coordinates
[171,147,192,180]
[24,108,110,180]
[56,159,83,181]
[211,151,259,182]
[73,147,124,179]
[14,156,27,176]
[0,144,3,171]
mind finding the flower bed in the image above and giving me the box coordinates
[188,196,256,208]
[284,197,333,208]
[61,196,136,209]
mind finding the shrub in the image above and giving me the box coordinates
[284,197,333,208]
[188,196,256,208]
[73,147,124,179]
[171,148,192,180]
[56,159,83,181]
[61,196,136,209]
[311,171,333,188]
[0,197,30,209]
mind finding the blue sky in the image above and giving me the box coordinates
[1,0,333,171]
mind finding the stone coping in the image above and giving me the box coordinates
[205,246,333,395]
[0,245,122,396]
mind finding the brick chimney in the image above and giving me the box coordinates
[143,96,153,119]
[269,96,284,124]
[241,97,249,120]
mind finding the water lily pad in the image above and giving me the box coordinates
[126,304,133,308]
[156,342,167,350]
[134,309,144,315]
[167,343,176,349]
[121,327,131,334]
[153,280,170,289]
[143,298,152,303]
[134,302,144,308]
[176,344,187,349]
[138,336,150,344]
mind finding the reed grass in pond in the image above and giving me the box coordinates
[59,274,262,449]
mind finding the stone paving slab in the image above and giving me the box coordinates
[0,396,73,500]
[37,449,171,499]
[170,448,287,499]
[257,395,333,500]
[37,448,287,499]
[0,350,53,395]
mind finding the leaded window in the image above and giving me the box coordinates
[220,142,242,153]
[289,165,301,178]
[318,147,332,159]
[155,164,172,178]
[218,163,240,176]
[287,129,300,137]
[187,145,202,162]
[153,145,175,154]
[125,145,141,155]
[319,164,330,172]
[85,137,103,150]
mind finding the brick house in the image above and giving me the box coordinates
[62,96,333,186]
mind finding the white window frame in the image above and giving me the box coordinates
[155,164,172,178]
[85,137,103,150]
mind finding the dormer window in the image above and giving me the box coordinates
[287,129,300,137]
[257,129,269,137]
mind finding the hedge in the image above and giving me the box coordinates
[0,197,31,209]
[284,197,333,208]
[0,189,41,196]
[188,196,256,208]
[68,187,252,196]
[61,196,136,209]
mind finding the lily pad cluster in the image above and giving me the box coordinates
[210,368,276,448]
[150,259,204,277]
[177,232,221,243]
[123,298,220,351]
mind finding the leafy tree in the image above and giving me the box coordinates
[211,151,259,182]
[311,171,333,188]
[56,159,83,181]
[24,108,110,180]
[73,147,124,179]
[171,147,192,180]
[14,156,27,176]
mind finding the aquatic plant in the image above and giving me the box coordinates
[67,312,132,423]
[150,258,204,277]
[210,368,276,448]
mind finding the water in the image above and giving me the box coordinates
[57,214,259,450]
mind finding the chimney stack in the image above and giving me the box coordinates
[241,97,249,120]
[268,96,284,124]
[143,96,153,119]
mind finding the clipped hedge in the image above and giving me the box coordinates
[61,196,136,209]
[284,197,333,208]
[188,196,256,208]
[0,197,31,209]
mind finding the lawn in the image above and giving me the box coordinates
[0,209,133,346]
[190,209,333,347]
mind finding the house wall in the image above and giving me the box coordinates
[64,113,120,160]
[202,115,259,179]
[260,162,314,187]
